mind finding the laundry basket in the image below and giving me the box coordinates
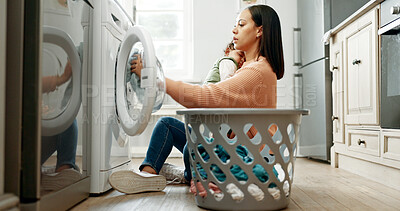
[176,108,309,211]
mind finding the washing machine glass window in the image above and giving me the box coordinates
[125,42,166,117]
[41,26,82,136]
[41,43,71,120]
[125,42,145,121]
[116,25,165,136]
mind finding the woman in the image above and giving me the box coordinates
[108,4,284,195]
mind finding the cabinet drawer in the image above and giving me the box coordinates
[346,129,379,156]
[382,131,400,162]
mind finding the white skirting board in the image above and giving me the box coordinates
[338,154,400,191]
[77,143,183,158]
[129,146,183,158]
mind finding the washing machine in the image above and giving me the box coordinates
[4,0,94,209]
[84,0,165,194]
[40,0,91,199]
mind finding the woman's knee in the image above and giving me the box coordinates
[157,116,179,127]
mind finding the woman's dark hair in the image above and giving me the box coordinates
[248,5,284,80]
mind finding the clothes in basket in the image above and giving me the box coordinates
[195,142,279,185]
[191,128,289,201]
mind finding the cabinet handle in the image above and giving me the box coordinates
[352,59,361,65]
[332,116,339,121]
[391,6,400,15]
[331,66,338,72]
[357,139,366,145]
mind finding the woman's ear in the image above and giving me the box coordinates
[256,26,263,38]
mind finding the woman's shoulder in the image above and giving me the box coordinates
[238,56,273,75]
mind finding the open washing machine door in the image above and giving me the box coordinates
[115,25,165,137]
[41,26,82,136]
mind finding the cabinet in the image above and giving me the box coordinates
[343,8,379,125]
[346,128,379,157]
[330,5,400,191]
[330,31,344,144]
[381,131,400,162]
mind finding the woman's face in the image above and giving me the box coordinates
[232,9,261,52]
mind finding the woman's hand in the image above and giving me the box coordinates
[42,60,72,93]
[59,60,72,85]
[228,49,245,65]
[130,54,143,78]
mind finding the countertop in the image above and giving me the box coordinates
[331,0,384,35]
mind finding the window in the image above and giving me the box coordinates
[135,0,193,80]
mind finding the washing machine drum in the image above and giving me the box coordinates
[41,26,82,136]
[116,25,166,136]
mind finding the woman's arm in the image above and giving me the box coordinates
[42,61,72,93]
[166,65,276,108]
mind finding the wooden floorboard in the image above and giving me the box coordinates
[71,158,400,211]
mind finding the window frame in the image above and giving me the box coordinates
[134,0,194,81]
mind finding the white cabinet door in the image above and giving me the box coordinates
[346,32,359,124]
[357,24,377,124]
[331,34,344,144]
[344,8,379,125]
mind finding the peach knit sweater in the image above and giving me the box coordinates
[166,56,277,108]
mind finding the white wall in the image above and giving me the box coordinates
[193,0,239,82]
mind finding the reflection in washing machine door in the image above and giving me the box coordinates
[41,26,82,136]
[41,45,71,119]
[116,25,165,136]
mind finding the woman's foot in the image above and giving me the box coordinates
[41,167,82,191]
[189,180,222,198]
[159,163,187,184]
[55,164,73,173]
[190,180,207,197]
[108,170,166,194]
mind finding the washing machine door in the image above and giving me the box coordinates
[116,25,166,136]
[41,26,82,136]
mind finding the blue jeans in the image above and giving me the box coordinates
[41,120,78,170]
[140,117,191,182]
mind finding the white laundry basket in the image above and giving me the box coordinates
[176,109,309,211]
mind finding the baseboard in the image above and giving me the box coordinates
[338,154,400,191]
[129,146,183,158]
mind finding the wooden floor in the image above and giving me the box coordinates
[71,158,400,211]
